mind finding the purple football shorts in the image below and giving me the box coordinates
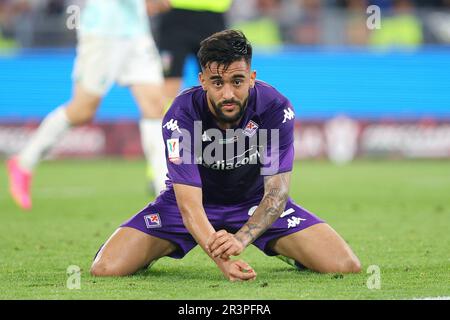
[121,196,325,259]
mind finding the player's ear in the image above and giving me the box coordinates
[250,70,256,88]
[198,72,207,91]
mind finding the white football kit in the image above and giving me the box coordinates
[73,0,163,95]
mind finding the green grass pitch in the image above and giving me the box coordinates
[0,159,449,299]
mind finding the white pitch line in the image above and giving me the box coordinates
[414,296,450,300]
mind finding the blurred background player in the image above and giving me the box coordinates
[147,0,233,105]
[6,0,167,210]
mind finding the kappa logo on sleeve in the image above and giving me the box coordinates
[282,108,295,123]
[144,213,162,228]
[163,119,181,133]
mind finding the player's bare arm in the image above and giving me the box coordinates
[173,183,257,281]
[207,172,291,259]
[238,172,291,246]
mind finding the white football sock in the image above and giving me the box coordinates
[139,118,167,193]
[18,106,71,172]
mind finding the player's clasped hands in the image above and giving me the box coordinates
[207,230,256,281]
[207,229,245,259]
[221,259,257,282]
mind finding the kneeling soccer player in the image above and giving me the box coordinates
[91,30,361,281]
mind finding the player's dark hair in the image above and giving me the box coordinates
[197,29,252,71]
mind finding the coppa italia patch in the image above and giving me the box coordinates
[144,213,161,228]
[243,120,259,137]
[166,138,181,164]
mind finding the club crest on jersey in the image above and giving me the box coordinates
[243,120,259,137]
[144,213,161,228]
[167,138,181,164]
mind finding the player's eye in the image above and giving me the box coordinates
[212,80,223,87]
[233,79,243,86]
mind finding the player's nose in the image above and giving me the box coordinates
[222,83,235,100]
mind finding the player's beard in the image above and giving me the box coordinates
[209,96,248,124]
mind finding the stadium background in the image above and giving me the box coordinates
[1,0,450,161]
[0,0,449,300]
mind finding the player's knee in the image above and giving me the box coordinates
[90,261,109,277]
[90,261,127,277]
[317,255,361,274]
[339,256,361,274]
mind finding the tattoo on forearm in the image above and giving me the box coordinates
[236,173,290,246]
[236,222,261,245]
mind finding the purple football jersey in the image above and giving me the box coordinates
[160,80,295,205]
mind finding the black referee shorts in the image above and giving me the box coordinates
[155,9,227,78]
